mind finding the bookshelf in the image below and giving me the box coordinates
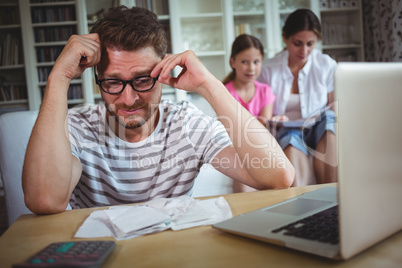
[0,0,29,114]
[23,0,89,109]
[276,0,364,61]
[84,0,117,102]
[0,0,364,115]
[166,0,225,115]
[319,0,364,61]
[229,0,269,57]
[15,0,94,112]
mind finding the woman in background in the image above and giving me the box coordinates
[223,34,276,192]
[258,9,337,187]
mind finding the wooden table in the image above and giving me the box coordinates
[1,183,401,267]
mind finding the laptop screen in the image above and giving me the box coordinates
[335,62,402,259]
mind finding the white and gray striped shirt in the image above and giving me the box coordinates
[67,100,231,209]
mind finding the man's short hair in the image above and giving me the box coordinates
[90,6,167,59]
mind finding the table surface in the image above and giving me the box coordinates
[1,183,401,267]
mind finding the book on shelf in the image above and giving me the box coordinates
[0,33,22,66]
[0,84,5,101]
[235,23,251,37]
[0,82,27,102]
[136,0,169,14]
[93,78,100,95]
[31,6,76,23]
[34,26,76,43]
[67,84,83,100]
[38,67,53,82]
[30,0,73,3]
[36,46,63,63]
[136,0,152,10]
[39,84,83,100]
[0,5,20,25]
[152,0,169,15]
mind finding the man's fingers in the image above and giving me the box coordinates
[152,51,190,79]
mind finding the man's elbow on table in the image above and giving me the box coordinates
[261,165,295,190]
[277,165,296,189]
[24,192,69,215]
[23,176,70,215]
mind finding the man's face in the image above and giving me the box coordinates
[98,47,162,130]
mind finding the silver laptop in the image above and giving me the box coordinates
[213,62,402,260]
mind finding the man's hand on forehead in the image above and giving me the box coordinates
[151,51,215,94]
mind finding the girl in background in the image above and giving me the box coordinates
[223,34,276,193]
[258,9,337,187]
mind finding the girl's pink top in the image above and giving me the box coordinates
[225,80,275,118]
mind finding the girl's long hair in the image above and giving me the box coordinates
[222,34,264,85]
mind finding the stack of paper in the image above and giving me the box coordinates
[75,196,232,240]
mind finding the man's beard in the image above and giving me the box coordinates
[105,102,158,129]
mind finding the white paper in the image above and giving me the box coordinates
[107,205,170,235]
[170,197,233,230]
[74,196,232,240]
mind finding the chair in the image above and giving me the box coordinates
[0,110,38,227]
[192,164,233,197]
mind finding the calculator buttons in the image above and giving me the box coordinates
[13,240,116,268]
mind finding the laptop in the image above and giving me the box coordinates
[213,62,402,260]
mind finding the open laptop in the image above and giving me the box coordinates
[213,62,402,260]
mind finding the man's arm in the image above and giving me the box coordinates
[22,34,101,214]
[152,51,295,189]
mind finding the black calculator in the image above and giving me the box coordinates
[13,240,116,268]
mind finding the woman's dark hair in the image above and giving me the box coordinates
[222,34,264,85]
[90,6,167,59]
[282,8,322,40]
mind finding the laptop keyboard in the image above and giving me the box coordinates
[271,206,339,245]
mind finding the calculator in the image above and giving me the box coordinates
[12,240,116,268]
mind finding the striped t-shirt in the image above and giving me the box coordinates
[67,100,231,209]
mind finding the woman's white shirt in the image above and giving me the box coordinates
[258,49,337,119]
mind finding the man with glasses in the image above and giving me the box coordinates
[22,6,294,214]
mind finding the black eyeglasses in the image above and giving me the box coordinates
[94,68,159,94]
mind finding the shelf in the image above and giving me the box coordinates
[177,0,222,15]
[319,0,363,61]
[322,44,362,50]
[35,41,67,46]
[0,64,25,70]
[32,21,77,27]
[30,1,76,7]
[279,9,299,14]
[38,78,83,87]
[0,1,27,111]
[233,11,265,16]
[195,51,226,57]
[67,98,84,104]
[0,24,21,30]
[0,99,28,105]
[70,79,82,84]
[180,13,223,20]
[0,2,18,7]
[36,62,55,67]
[320,7,360,13]
[1,0,364,114]
[158,15,169,21]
